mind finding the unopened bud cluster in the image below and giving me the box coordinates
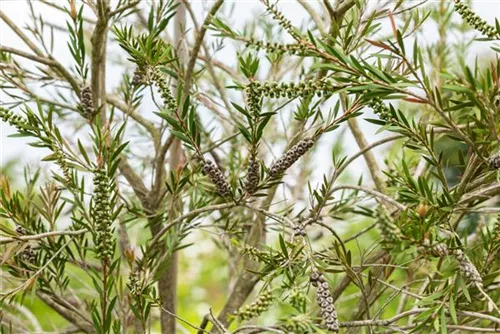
[244,83,262,116]
[247,80,335,100]
[93,167,113,264]
[244,158,260,194]
[310,271,339,333]
[288,287,307,310]
[151,68,177,112]
[246,39,307,55]
[280,314,313,333]
[375,210,403,248]
[369,98,394,123]
[265,2,300,40]
[54,147,72,185]
[488,153,500,170]
[494,215,500,243]
[236,290,273,321]
[80,86,94,119]
[0,107,29,131]
[268,138,315,177]
[454,1,498,39]
[241,244,267,262]
[203,160,231,196]
[128,270,142,297]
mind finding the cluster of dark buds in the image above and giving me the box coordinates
[150,67,177,112]
[131,67,146,87]
[244,158,260,194]
[310,271,339,333]
[292,222,306,237]
[20,244,36,263]
[80,86,94,119]
[236,290,273,321]
[203,159,231,196]
[268,138,315,177]
[453,249,483,287]
[246,39,307,55]
[454,0,498,39]
[15,225,27,235]
[0,107,29,131]
[264,2,300,40]
[92,167,113,264]
[280,314,313,333]
[488,153,500,170]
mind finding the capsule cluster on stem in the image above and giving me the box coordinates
[268,138,315,177]
[310,271,339,333]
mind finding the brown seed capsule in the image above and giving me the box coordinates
[311,271,339,333]
[244,158,260,194]
[268,138,315,177]
[488,153,500,170]
[453,249,482,287]
[80,86,94,119]
[203,159,231,196]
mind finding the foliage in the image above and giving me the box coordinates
[0,1,499,333]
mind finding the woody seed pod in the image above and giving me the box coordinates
[244,158,260,194]
[131,67,146,87]
[453,249,483,287]
[202,160,231,196]
[488,153,500,170]
[310,271,339,332]
[268,138,315,177]
[80,86,94,119]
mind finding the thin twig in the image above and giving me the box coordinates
[0,229,87,245]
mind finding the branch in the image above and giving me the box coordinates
[458,183,500,204]
[106,95,160,144]
[148,202,237,250]
[181,0,224,100]
[118,159,149,205]
[0,229,87,245]
[331,185,408,211]
[0,46,55,66]
[37,292,95,333]
[298,0,326,34]
[90,0,110,119]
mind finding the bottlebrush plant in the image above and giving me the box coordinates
[0,0,499,333]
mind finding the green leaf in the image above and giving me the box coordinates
[449,294,457,324]
[279,234,288,258]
